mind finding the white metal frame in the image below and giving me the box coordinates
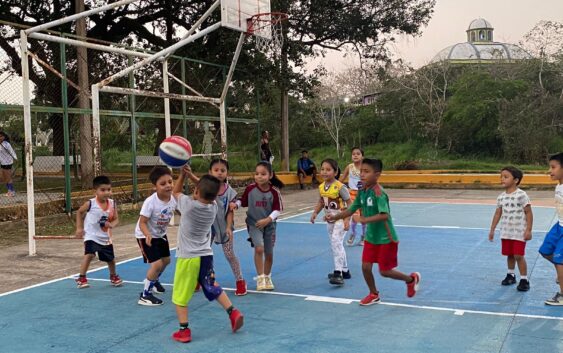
[20,0,254,255]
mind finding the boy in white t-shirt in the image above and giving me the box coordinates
[135,166,177,306]
[489,166,533,292]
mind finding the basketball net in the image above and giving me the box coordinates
[247,12,288,56]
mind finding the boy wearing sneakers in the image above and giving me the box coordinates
[539,153,563,305]
[135,166,177,306]
[171,167,243,343]
[488,166,533,292]
[74,175,123,288]
[327,158,420,305]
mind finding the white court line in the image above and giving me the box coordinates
[0,210,314,298]
[85,278,563,322]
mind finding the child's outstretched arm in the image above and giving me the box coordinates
[310,197,324,223]
[325,208,353,222]
[226,208,235,240]
[75,200,90,237]
[524,204,533,241]
[339,165,350,183]
[173,165,191,200]
[488,207,502,241]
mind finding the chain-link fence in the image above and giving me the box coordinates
[0,21,261,247]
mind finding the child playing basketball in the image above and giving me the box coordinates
[310,159,351,286]
[171,167,243,343]
[539,153,563,305]
[185,159,248,296]
[340,147,365,246]
[327,158,420,305]
[74,175,123,288]
[135,166,176,306]
[488,166,533,292]
[236,161,284,291]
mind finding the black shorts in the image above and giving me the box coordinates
[0,164,12,170]
[298,167,314,176]
[137,235,171,263]
[84,240,115,262]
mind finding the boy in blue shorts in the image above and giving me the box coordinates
[539,152,563,305]
[171,167,243,343]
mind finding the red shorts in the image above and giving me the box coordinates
[362,241,398,271]
[501,239,526,256]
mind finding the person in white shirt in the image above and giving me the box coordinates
[135,166,177,306]
[489,166,533,292]
[0,131,17,197]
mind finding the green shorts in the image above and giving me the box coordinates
[172,257,200,306]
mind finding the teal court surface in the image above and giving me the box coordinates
[2,201,563,353]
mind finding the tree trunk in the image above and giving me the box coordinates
[76,0,94,188]
[281,91,289,171]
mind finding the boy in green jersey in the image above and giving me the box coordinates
[327,158,421,305]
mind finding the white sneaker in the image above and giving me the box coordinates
[263,274,274,291]
[255,275,266,291]
[545,292,563,306]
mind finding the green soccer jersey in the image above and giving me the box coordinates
[348,184,398,245]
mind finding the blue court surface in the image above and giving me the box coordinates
[2,202,563,353]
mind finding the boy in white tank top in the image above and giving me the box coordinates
[74,175,123,289]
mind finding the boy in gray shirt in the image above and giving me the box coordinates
[171,167,244,343]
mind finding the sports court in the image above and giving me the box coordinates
[2,199,562,353]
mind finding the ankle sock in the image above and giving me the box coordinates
[226,306,234,315]
[180,322,189,330]
[521,276,528,280]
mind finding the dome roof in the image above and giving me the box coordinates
[468,18,493,30]
[431,42,532,63]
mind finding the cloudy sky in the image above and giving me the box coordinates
[309,0,563,71]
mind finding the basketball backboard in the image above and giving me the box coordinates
[221,0,271,39]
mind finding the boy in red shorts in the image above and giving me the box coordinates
[327,158,420,305]
[489,166,533,291]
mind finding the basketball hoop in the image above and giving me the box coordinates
[247,12,288,55]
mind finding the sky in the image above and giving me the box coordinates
[308,0,563,71]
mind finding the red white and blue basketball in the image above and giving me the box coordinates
[159,135,192,168]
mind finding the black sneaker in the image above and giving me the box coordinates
[501,274,516,285]
[329,271,344,286]
[342,270,351,279]
[517,279,530,292]
[138,292,164,306]
[153,281,165,294]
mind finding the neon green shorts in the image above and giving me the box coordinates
[172,257,200,306]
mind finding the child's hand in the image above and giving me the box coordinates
[145,234,152,247]
[310,213,317,224]
[255,217,272,230]
[226,228,234,241]
[488,231,494,242]
[181,164,192,176]
[325,214,335,222]
[75,228,84,237]
[524,230,532,241]
[229,202,238,211]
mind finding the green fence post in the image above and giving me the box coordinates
[181,58,187,137]
[128,56,138,204]
[60,41,72,214]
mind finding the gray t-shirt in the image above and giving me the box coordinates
[240,183,283,225]
[176,194,217,258]
[212,185,238,244]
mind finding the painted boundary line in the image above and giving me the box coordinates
[84,278,563,322]
[0,209,315,298]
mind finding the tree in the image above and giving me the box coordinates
[273,0,436,170]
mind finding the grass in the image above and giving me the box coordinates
[294,142,547,173]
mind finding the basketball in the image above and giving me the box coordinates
[158,135,192,168]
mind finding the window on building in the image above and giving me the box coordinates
[479,30,485,40]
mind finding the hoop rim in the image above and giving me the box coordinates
[246,12,288,35]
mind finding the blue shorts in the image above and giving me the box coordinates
[539,223,563,264]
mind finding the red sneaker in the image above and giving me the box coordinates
[407,272,421,298]
[172,328,192,343]
[110,274,123,287]
[229,309,244,333]
[75,277,89,289]
[359,292,380,306]
[235,279,247,296]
